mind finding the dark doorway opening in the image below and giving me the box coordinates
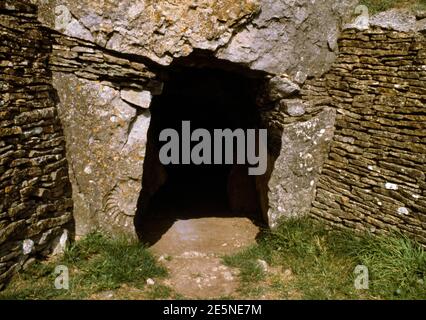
[135,56,267,244]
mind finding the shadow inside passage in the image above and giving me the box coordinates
[136,167,264,246]
[135,60,268,247]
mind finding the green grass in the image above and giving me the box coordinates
[1,220,425,300]
[334,231,426,299]
[0,232,168,300]
[359,0,426,14]
[223,218,426,300]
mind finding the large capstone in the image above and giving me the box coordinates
[35,0,357,77]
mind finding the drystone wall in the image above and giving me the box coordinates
[0,0,73,288]
[308,26,426,244]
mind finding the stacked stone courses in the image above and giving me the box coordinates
[309,27,426,244]
[0,0,73,288]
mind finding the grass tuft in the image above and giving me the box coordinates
[0,232,167,300]
[333,231,426,298]
[223,217,426,300]
[2,221,425,300]
[359,0,426,14]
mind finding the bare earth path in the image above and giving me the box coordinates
[146,217,260,298]
[90,216,260,300]
[132,174,263,299]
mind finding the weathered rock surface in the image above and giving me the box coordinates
[35,0,260,65]
[120,89,152,109]
[216,0,358,76]
[53,73,151,237]
[370,9,418,32]
[279,99,307,117]
[268,76,300,101]
[257,108,336,228]
[343,4,370,31]
[34,0,357,77]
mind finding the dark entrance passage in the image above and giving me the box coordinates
[135,59,266,244]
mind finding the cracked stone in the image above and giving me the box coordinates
[280,99,307,117]
[268,76,301,101]
[120,89,152,109]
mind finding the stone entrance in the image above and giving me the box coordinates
[134,57,267,242]
[41,1,344,240]
[52,49,336,239]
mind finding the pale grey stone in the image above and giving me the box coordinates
[120,89,152,109]
[397,207,409,216]
[65,20,94,42]
[216,0,358,76]
[370,9,417,32]
[268,76,300,101]
[22,239,34,255]
[52,229,69,256]
[54,5,94,42]
[280,99,307,117]
[36,0,357,76]
[122,112,151,152]
[53,73,151,238]
[79,13,103,30]
[257,259,268,272]
[385,183,399,190]
[294,70,308,85]
[257,108,336,228]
